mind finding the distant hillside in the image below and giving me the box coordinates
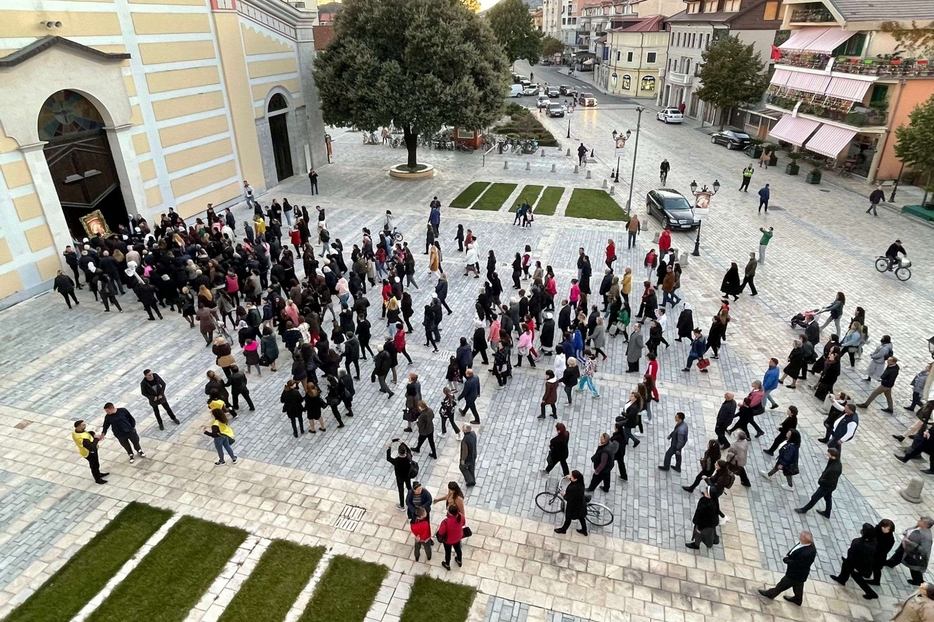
[318,1,342,13]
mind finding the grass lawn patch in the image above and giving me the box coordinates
[565,189,627,221]
[473,183,517,211]
[450,182,489,208]
[218,541,324,622]
[534,186,564,216]
[508,185,543,212]
[86,516,247,622]
[3,503,172,622]
[298,556,387,622]
[399,576,475,622]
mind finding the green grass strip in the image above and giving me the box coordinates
[565,188,628,221]
[86,516,247,622]
[473,183,518,211]
[399,576,475,622]
[508,185,544,212]
[450,182,490,208]
[218,541,324,622]
[535,186,564,216]
[298,556,387,622]
[3,503,172,622]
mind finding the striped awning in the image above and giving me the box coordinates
[770,68,793,86]
[824,76,872,102]
[805,124,857,158]
[786,71,832,94]
[780,27,856,53]
[769,115,821,147]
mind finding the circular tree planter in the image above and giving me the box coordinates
[389,163,435,179]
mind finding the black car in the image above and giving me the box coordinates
[559,85,573,95]
[645,189,698,230]
[710,130,752,150]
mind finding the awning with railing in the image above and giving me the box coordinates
[785,72,832,94]
[804,124,857,157]
[823,76,872,101]
[769,114,821,147]
[780,27,856,54]
[770,68,793,86]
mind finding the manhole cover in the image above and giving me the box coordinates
[333,504,366,531]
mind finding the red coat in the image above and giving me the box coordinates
[437,513,465,544]
[393,329,406,351]
[658,231,671,253]
[410,518,431,541]
[606,242,616,262]
[289,230,302,246]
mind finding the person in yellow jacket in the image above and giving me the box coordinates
[72,420,108,484]
[203,408,237,466]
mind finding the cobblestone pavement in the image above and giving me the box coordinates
[1,98,933,622]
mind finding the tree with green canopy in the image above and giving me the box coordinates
[694,35,768,129]
[487,0,542,65]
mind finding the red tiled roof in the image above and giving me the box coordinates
[622,14,665,31]
[313,25,334,51]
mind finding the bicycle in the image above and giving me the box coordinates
[875,256,911,281]
[535,476,613,527]
[660,171,668,186]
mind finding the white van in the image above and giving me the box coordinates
[509,84,523,97]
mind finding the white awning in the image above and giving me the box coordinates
[785,71,832,94]
[769,115,821,147]
[805,124,857,158]
[770,68,793,86]
[780,27,856,54]
[824,76,871,102]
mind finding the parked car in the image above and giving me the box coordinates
[578,92,597,107]
[509,84,523,98]
[546,86,560,98]
[710,130,752,150]
[537,95,550,109]
[559,85,573,95]
[540,59,554,66]
[512,73,527,84]
[547,103,566,118]
[645,189,698,230]
[522,84,540,96]
[656,107,683,124]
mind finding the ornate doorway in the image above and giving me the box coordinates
[267,93,293,182]
[38,90,128,238]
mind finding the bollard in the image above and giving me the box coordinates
[902,477,925,504]
[602,179,608,189]
[566,148,571,157]
[586,170,592,179]
[551,163,556,172]
[653,232,660,244]
[504,160,508,169]
[609,186,615,195]
[680,253,689,267]
[574,165,579,174]
[540,150,545,157]
[525,161,530,170]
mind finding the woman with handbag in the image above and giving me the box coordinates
[759,430,800,490]
[682,439,721,493]
[433,482,467,530]
[436,504,465,570]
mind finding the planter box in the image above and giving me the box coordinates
[769,153,779,166]
[806,170,822,184]
[902,205,934,222]
[785,163,800,175]
[745,146,763,159]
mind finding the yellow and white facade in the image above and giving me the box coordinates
[0,0,327,306]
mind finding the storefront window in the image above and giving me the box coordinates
[641,76,656,91]
[622,74,631,90]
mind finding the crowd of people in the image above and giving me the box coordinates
[60,189,933,605]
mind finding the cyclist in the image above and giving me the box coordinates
[660,159,670,185]
[884,239,907,271]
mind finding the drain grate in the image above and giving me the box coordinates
[333,504,366,531]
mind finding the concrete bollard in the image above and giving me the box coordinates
[602,179,608,189]
[526,161,531,170]
[586,170,592,179]
[680,252,690,265]
[902,477,925,503]
[653,232,660,243]
[504,160,508,169]
[609,186,615,196]
[551,163,556,172]
[540,150,545,157]
[566,148,571,157]
[574,165,579,174]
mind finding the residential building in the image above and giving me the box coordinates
[599,16,669,98]
[533,7,544,31]
[0,0,327,306]
[764,0,934,181]
[660,0,783,125]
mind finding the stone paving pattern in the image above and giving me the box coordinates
[2,81,934,621]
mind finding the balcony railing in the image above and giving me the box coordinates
[777,51,831,70]
[667,71,693,86]
[777,51,934,77]
[766,93,888,127]
[789,7,835,23]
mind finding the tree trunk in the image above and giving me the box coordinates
[403,126,418,170]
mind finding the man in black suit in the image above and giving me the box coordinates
[758,531,817,605]
[795,448,842,518]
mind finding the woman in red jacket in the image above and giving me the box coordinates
[605,239,616,270]
[436,504,465,570]
[410,507,432,562]
[393,323,413,364]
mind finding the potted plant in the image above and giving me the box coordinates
[766,144,779,166]
[806,165,822,184]
[785,151,800,175]
[745,138,764,159]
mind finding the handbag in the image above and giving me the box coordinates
[259,355,270,367]
[462,526,473,538]
[697,358,711,370]
[435,530,447,544]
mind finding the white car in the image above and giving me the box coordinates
[522,84,540,96]
[537,95,550,109]
[657,107,683,124]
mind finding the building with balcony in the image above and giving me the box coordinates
[598,16,669,98]
[765,0,934,181]
[660,0,783,124]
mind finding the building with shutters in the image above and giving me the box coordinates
[0,0,327,306]
[763,0,934,182]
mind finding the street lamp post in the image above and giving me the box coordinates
[612,129,629,183]
[624,107,645,216]
[567,117,571,139]
[690,179,720,256]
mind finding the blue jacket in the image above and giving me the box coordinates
[690,336,707,357]
[758,187,770,201]
[777,442,798,470]
[429,207,441,227]
[763,366,780,391]
[459,376,480,403]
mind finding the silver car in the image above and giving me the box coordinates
[547,103,566,118]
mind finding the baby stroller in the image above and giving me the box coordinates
[789,308,822,329]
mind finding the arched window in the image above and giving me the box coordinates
[621,74,631,90]
[38,90,104,141]
[268,93,288,113]
[641,76,656,91]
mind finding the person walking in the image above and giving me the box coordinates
[863,335,895,383]
[725,431,751,487]
[682,328,708,373]
[540,370,559,419]
[561,358,580,406]
[887,517,934,586]
[203,408,237,465]
[139,369,179,430]
[758,227,773,264]
[410,507,432,562]
[386,440,414,509]
[740,252,758,296]
[577,142,588,166]
[858,356,900,413]
[759,147,771,169]
[460,424,477,487]
[830,523,879,600]
[372,345,394,398]
[586,433,615,493]
[413,401,438,459]
[308,169,318,195]
[740,165,754,191]
[759,430,800,490]
[53,271,79,309]
[610,421,628,481]
[891,583,934,620]
[626,214,640,250]
[659,412,688,473]
[682,439,721,493]
[685,486,721,550]
[100,403,145,462]
[626,323,644,373]
[72,419,108,484]
[576,350,600,398]
[226,365,256,411]
[819,291,846,337]
[437,504,466,570]
[867,185,885,216]
[715,393,736,448]
[906,364,933,412]
[554,470,588,536]
[795,448,842,518]
[280,380,305,437]
[764,405,798,454]
[757,531,817,606]
[543,422,570,475]
[757,184,770,213]
[763,358,780,409]
[457,370,481,424]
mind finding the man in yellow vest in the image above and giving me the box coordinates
[72,420,108,484]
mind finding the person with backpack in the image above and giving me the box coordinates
[386,439,415,510]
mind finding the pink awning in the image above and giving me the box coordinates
[770,68,793,86]
[780,27,856,53]
[769,115,821,147]
[824,76,871,102]
[805,124,857,158]
[785,71,832,94]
